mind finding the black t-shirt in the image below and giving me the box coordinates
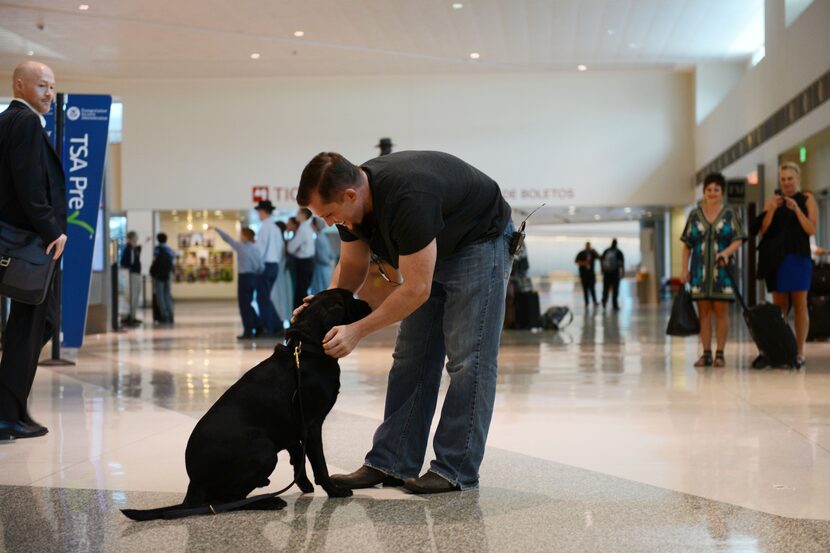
[575,249,599,274]
[337,151,511,268]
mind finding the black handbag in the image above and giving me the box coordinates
[666,286,700,337]
[0,221,57,305]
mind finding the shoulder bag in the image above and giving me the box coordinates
[0,221,56,305]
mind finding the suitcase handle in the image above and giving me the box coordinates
[718,258,748,312]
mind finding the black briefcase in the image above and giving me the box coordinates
[0,222,57,305]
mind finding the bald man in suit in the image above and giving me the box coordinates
[0,61,67,440]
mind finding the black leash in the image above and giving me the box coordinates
[161,341,309,520]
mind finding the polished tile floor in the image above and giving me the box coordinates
[2,281,830,552]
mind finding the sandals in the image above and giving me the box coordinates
[713,350,725,368]
[694,350,713,367]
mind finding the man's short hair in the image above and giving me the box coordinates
[126,231,137,241]
[297,152,361,206]
[241,227,255,242]
[703,172,726,191]
[157,232,168,244]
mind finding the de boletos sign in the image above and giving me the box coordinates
[59,94,111,348]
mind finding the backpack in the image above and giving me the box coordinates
[601,250,620,274]
[542,306,573,331]
[150,247,173,281]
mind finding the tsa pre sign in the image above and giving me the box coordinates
[61,94,111,348]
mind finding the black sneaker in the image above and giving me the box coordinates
[237,333,255,340]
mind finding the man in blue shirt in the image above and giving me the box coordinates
[254,200,284,336]
[213,226,264,339]
[150,233,176,324]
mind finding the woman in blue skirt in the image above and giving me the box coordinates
[758,162,818,367]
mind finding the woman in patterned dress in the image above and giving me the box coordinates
[680,173,746,367]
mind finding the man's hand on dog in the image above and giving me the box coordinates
[323,324,362,358]
[291,295,315,323]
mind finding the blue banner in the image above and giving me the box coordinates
[60,94,112,348]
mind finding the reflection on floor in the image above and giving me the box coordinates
[2,282,830,552]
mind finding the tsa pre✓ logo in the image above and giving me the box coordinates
[66,106,81,121]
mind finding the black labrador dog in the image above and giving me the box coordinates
[121,289,371,521]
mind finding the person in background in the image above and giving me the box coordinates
[310,217,337,294]
[120,231,145,326]
[600,238,625,311]
[150,233,175,324]
[212,226,264,340]
[811,236,827,263]
[272,220,294,329]
[757,162,818,367]
[285,217,299,291]
[0,61,66,440]
[574,241,600,308]
[680,172,745,368]
[253,200,284,336]
[287,207,316,308]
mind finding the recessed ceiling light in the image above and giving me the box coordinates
[186,223,193,230]
[250,52,261,59]
[469,52,480,59]
[26,50,34,56]
[294,30,305,37]
[624,207,632,213]
[452,2,463,8]
[79,4,89,10]
[577,64,587,71]
[202,223,209,230]
[594,214,601,220]
[607,29,615,35]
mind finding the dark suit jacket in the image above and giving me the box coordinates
[0,100,66,244]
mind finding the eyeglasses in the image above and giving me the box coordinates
[371,253,402,286]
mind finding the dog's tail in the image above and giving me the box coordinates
[121,491,288,521]
[121,504,186,521]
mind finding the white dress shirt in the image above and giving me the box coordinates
[257,218,285,264]
[288,219,316,260]
[12,98,47,128]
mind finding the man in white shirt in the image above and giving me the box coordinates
[287,207,316,308]
[254,200,284,336]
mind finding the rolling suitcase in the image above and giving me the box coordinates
[811,264,830,295]
[514,291,541,329]
[807,294,830,341]
[724,263,798,368]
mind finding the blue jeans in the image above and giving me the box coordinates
[364,222,514,489]
[153,278,174,322]
[258,262,281,332]
[238,273,261,335]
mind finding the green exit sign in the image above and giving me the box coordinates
[800,146,807,163]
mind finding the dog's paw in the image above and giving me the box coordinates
[297,478,314,494]
[325,485,354,498]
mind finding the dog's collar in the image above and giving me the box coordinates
[284,336,327,358]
